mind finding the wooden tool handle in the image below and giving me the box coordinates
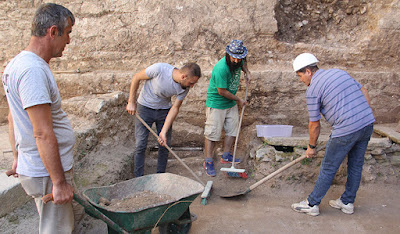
[249,146,325,191]
[42,194,54,204]
[5,169,14,177]
[249,155,306,190]
[135,114,205,186]
[232,82,249,162]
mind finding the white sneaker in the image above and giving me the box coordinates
[291,200,320,216]
[329,198,354,214]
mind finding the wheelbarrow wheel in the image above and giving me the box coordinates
[158,208,194,234]
[158,222,191,234]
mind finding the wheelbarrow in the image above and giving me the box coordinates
[44,173,204,233]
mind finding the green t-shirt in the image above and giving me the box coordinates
[206,57,242,109]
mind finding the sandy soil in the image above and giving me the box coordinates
[103,191,174,212]
[1,141,399,234]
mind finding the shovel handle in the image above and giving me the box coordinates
[41,193,129,234]
[249,146,325,191]
[135,114,205,186]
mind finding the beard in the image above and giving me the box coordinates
[226,55,242,71]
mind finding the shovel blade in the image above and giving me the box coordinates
[219,188,250,198]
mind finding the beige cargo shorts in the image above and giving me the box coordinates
[204,105,239,141]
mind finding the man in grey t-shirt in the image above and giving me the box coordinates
[126,63,201,177]
[2,3,76,233]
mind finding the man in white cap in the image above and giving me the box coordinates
[291,53,375,216]
[203,40,251,176]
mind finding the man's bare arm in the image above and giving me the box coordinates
[158,99,183,146]
[7,111,18,177]
[126,69,150,115]
[307,120,321,158]
[360,86,371,106]
[26,104,73,204]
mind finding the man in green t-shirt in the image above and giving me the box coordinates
[203,40,251,176]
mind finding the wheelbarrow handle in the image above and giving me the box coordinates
[5,169,15,177]
[41,193,129,234]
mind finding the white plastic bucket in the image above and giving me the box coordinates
[256,125,293,138]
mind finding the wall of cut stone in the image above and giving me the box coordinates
[1,0,399,136]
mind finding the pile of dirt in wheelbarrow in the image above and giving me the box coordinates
[99,191,174,212]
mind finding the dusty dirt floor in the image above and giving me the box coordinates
[1,143,400,233]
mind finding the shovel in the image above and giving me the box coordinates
[135,114,205,187]
[220,146,325,198]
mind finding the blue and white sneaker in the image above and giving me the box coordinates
[220,153,241,164]
[203,159,216,177]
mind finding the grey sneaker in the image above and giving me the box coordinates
[291,200,320,216]
[329,198,354,214]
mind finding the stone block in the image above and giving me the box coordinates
[372,153,388,162]
[397,120,400,133]
[256,145,276,161]
[0,171,31,218]
[374,124,400,144]
[262,135,329,148]
[367,137,392,150]
[390,155,400,166]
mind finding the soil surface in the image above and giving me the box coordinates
[1,138,399,233]
[102,191,174,212]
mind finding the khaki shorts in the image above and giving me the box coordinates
[204,105,239,141]
[19,169,83,234]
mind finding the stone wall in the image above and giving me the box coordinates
[251,136,400,184]
[1,0,399,138]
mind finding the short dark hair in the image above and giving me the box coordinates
[181,63,201,78]
[31,3,75,37]
[298,65,319,73]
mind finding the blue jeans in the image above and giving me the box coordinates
[134,104,172,177]
[308,123,373,206]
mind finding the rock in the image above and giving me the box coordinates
[0,172,31,218]
[256,145,276,161]
[275,154,284,162]
[367,138,392,150]
[397,120,400,133]
[294,147,306,156]
[362,165,377,182]
[385,143,400,154]
[372,153,388,162]
[364,153,373,161]
[371,148,385,155]
[374,124,400,144]
[390,155,400,166]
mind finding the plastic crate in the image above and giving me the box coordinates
[256,125,293,138]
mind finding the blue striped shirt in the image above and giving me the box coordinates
[306,69,375,137]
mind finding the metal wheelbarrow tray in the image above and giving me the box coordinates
[82,173,204,233]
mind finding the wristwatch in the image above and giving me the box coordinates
[308,144,317,149]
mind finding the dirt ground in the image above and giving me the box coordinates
[1,138,400,233]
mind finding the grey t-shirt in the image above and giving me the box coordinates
[137,63,189,109]
[2,51,74,177]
